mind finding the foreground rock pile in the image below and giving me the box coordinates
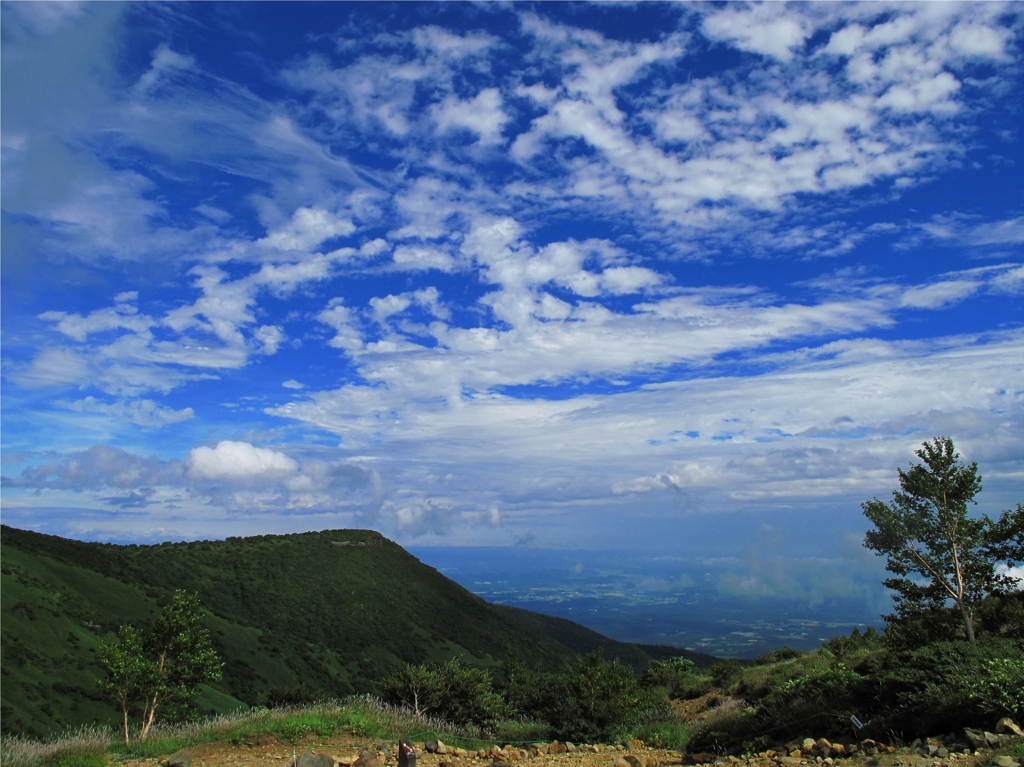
[324,722,1022,767]
[149,718,1022,767]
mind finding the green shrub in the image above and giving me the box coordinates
[960,657,1024,717]
[873,639,1024,733]
[640,658,695,698]
[498,653,552,721]
[709,659,741,689]
[380,660,504,730]
[542,651,667,744]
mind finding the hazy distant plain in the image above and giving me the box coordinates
[412,546,886,658]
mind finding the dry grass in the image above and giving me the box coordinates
[0,697,480,767]
[0,724,111,767]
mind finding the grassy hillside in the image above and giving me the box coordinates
[0,526,694,739]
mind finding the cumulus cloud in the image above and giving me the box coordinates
[187,441,298,481]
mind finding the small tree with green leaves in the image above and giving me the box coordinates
[862,437,1023,644]
[97,625,158,746]
[97,590,222,744]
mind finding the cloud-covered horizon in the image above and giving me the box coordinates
[2,0,1022,592]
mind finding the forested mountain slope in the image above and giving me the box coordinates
[1,526,698,737]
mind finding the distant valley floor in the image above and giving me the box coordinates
[409,547,885,658]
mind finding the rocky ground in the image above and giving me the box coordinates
[134,720,1022,767]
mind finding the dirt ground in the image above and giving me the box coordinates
[118,731,1006,767]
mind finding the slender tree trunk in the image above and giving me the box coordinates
[140,650,167,741]
[140,693,160,741]
[956,598,976,643]
[121,699,130,747]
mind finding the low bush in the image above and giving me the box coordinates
[708,659,741,689]
[542,651,668,744]
[379,660,504,730]
[870,638,1024,734]
[640,658,696,699]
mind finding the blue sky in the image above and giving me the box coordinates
[2,2,1023,604]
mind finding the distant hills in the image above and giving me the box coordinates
[0,525,714,738]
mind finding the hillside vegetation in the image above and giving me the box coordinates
[0,526,708,738]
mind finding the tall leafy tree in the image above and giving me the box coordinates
[863,437,1023,643]
[97,590,222,743]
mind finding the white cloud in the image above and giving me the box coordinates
[258,206,355,252]
[187,441,298,481]
[899,279,980,309]
[60,397,194,427]
[392,244,458,272]
[702,5,812,62]
[432,88,510,145]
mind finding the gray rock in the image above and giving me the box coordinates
[985,732,1001,747]
[991,757,1018,767]
[297,752,333,767]
[996,718,1023,737]
[966,730,987,749]
[166,752,191,767]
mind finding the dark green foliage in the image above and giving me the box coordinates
[869,638,1024,732]
[752,646,806,666]
[880,605,965,651]
[639,657,695,699]
[379,660,504,729]
[976,590,1024,639]
[709,658,741,688]
[883,586,1024,651]
[688,635,1024,752]
[497,651,550,721]
[541,651,668,744]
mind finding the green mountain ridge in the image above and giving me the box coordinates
[0,525,712,739]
